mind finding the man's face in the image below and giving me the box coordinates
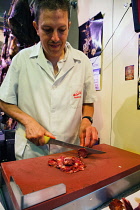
[33,9,71,61]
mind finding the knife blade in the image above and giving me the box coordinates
[46,138,105,154]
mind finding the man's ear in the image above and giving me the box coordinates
[33,21,38,33]
[68,21,71,30]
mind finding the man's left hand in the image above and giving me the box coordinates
[79,120,98,147]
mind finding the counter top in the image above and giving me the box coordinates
[1,144,140,210]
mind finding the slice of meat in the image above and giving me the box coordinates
[48,158,57,167]
[109,199,124,210]
[78,148,88,158]
[122,198,133,210]
[63,157,75,166]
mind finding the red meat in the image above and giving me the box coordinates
[122,198,133,210]
[109,199,124,210]
[48,156,86,173]
[78,148,88,158]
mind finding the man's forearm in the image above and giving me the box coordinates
[0,100,56,145]
[82,103,94,117]
[0,100,34,126]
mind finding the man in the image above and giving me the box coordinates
[0,0,98,160]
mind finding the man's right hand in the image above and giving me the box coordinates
[25,119,55,146]
[0,100,55,146]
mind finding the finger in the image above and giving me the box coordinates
[89,138,98,147]
[89,130,99,147]
[44,132,56,139]
[84,127,92,147]
[39,139,45,146]
[80,133,85,146]
[29,138,40,146]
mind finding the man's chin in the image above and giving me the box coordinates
[46,51,62,59]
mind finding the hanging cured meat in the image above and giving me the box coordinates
[8,0,39,47]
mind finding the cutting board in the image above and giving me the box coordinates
[1,144,140,210]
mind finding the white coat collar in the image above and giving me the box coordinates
[29,41,82,62]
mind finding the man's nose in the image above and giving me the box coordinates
[51,31,60,42]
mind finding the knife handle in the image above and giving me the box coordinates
[44,136,50,144]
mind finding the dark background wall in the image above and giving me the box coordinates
[0,0,12,29]
[0,1,12,14]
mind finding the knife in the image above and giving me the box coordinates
[44,136,105,154]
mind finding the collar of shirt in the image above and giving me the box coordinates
[42,46,69,78]
[29,41,81,62]
[55,45,69,77]
[29,42,82,80]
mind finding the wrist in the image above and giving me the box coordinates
[82,116,93,124]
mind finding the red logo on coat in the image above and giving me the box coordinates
[73,91,82,98]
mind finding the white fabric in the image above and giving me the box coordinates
[0,42,96,158]
[0,202,5,210]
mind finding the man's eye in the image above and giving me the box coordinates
[44,29,53,34]
[59,29,66,33]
